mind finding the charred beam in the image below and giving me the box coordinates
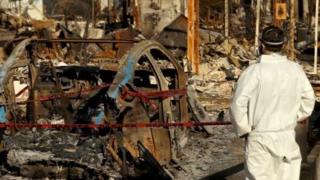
[32,39,139,44]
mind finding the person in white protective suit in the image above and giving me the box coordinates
[230,26,315,180]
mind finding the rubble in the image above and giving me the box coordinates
[0,11,190,176]
[155,15,188,59]
[2,1,316,179]
[188,36,251,119]
[171,128,244,180]
[2,130,121,179]
[0,4,170,178]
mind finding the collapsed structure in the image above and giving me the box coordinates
[0,0,320,179]
[0,2,192,178]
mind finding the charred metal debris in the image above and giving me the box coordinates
[0,1,264,179]
[0,6,194,179]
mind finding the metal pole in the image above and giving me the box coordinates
[225,0,229,37]
[289,0,296,60]
[187,0,200,74]
[122,0,128,27]
[315,0,319,74]
[273,0,280,26]
[19,0,21,15]
[92,0,95,26]
[254,0,261,53]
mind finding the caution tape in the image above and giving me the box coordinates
[6,84,308,129]
[11,83,187,105]
[0,121,232,129]
[0,120,307,129]
[121,88,187,109]
[125,89,187,100]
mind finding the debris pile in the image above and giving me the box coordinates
[2,130,120,179]
[189,30,256,122]
[0,4,192,179]
[0,35,191,179]
[0,3,257,178]
[0,1,299,179]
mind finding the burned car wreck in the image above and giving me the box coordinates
[0,38,188,179]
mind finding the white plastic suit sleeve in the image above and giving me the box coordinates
[297,68,315,121]
[231,65,259,137]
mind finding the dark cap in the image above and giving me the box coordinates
[261,26,285,47]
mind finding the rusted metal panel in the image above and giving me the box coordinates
[122,102,160,161]
[107,40,188,163]
[107,41,172,164]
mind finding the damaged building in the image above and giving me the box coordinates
[0,0,319,180]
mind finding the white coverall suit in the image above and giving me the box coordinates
[231,53,315,180]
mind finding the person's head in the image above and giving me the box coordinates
[260,26,285,53]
